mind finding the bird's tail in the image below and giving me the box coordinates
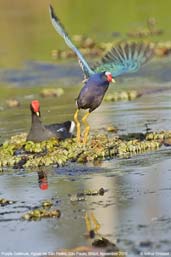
[49,5,93,77]
[62,121,75,134]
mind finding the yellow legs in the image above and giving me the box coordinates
[74,109,90,144]
[74,109,81,143]
[82,112,90,144]
[85,212,101,238]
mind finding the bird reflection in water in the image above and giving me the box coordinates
[37,170,48,190]
[51,211,124,257]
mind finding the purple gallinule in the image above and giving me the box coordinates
[49,5,153,144]
[27,100,75,142]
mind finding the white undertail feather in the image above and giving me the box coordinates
[69,121,75,134]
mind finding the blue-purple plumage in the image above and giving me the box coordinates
[76,72,110,112]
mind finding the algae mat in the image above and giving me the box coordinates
[0,131,170,169]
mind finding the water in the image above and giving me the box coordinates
[1,0,171,68]
[1,153,171,254]
[0,60,171,256]
[0,0,171,256]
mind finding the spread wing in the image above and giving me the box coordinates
[49,5,94,79]
[92,42,153,77]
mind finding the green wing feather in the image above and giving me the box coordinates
[93,42,153,77]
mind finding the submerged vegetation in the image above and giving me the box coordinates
[0,130,170,169]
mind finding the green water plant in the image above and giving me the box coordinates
[22,208,61,221]
[0,198,16,206]
[0,130,170,169]
[104,90,140,102]
[22,199,61,221]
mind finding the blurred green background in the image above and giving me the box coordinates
[0,0,171,67]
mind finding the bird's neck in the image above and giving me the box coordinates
[31,113,42,128]
[99,81,110,88]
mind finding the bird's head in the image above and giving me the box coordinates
[104,71,115,83]
[30,100,40,117]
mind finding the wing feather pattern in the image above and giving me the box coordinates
[93,42,153,77]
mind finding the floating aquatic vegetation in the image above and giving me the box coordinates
[4,133,27,146]
[41,200,53,208]
[51,34,104,60]
[146,131,171,141]
[154,42,171,57]
[0,133,27,167]
[22,208,61,221]
[22,199,61,221]
[84,187,105,196]
[72,35,96,49]
[51,27,171,63]
[163,138,171,146]
[106,125,118,133]
[52,40,171,60]
[6,99,20,108]
[0,130,169,169]
[25,137,58,153]
[40,88,64,97]
[52,48,103,60]
[117,139,161,158]
[0,198,16,206]
[127,18,163,38]
[70,187,106,202]
[104,90,141,102]
[70,194,86,202]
